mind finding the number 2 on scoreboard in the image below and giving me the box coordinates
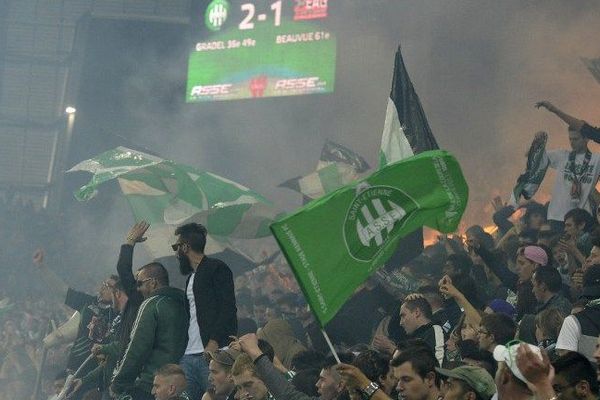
[239,1,282,30]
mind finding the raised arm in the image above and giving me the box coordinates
[536,101,585,131]
[474,245,518,291]
[438,275,482,327]
[32,248,69,302]
[117,221,150,296]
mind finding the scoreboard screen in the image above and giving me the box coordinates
[186,0,336,102]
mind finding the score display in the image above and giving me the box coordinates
[186,0,336,102]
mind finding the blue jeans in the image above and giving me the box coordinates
[180,353,209,400]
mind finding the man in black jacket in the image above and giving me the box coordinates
[399,297,444,367]
[174,222,238,400]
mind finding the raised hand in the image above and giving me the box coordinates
[237,333,263,360]
[372,334,397,355]
[336,363,371,390]
[125,221,150,246]
[439,275,461,299]
[515,344,555,397]
[535,101,557,113]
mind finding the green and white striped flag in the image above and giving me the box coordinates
[69,147,281,258]
[278,162,358,201]
[379,46,439,168]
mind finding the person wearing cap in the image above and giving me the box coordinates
[207,349,240,400]
[483,300,516,320]
[493,342,545,400]
[436,365,496,400]
[556,264,600,362]
[475,244,548,319]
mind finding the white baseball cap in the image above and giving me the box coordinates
[493,342,542,384]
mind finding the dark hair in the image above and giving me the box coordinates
[532,266,562,293]
[391,348,440,387]
[291,368,320,397]
[352,350,391,383]
[458,340,497,377]
[291,350,326,371]
[553,352,599,393]
[519,228,539,244]
[583,264,600,288]
[465,225,494,250]
[590,227,600,247]
[480,313,516,345]
[402,297,433,320]
[139,262,169,286]
[174,223,208,253]
[523,202,547,226]
[564,208,594,233]
[445,254,473,276]
[237,318,258,336]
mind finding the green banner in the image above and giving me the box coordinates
[270,150,468,326]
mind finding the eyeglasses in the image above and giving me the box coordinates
[171,242,187,251]
[136,277,155,287]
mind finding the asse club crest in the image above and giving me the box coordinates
[343,183,418,262]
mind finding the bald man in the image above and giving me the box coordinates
[152,364,191,400]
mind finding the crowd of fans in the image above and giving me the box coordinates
[2,101,600,400]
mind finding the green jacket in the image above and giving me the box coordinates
[111,286,189,395]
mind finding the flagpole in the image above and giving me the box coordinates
[320,328,341,364]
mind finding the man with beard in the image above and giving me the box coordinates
[173,223,238,400]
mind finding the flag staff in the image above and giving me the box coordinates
[320,328,341,364]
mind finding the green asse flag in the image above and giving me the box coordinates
[270,150,468,326]
[69,147,281,258]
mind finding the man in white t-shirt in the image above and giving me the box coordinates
[556,265,600,363]
[538,127,600,224]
